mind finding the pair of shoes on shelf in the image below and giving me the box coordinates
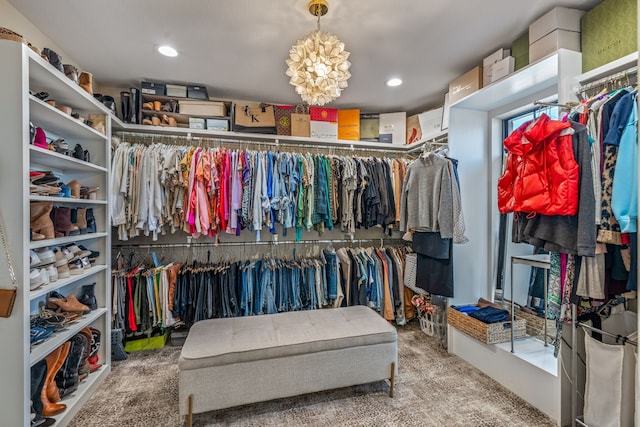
[94,94,116,116]
[142,99,177,113]
[142,113,177,127]
[46,290,90,315]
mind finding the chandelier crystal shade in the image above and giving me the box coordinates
[285,1,351,106]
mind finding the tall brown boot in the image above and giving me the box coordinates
[46,341,71,403]
[30,201,54,240]
[52,207,80,237]
[78,72,93,95]
[75,208,87,234]
[41,346,67,416]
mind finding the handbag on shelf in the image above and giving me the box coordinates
[0,215,17,318]
[290,104,310,137]
[234,103,277,134]
[274,105,293,136]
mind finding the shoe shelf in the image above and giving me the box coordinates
[27,48,111,116]
[29,95,108,142]
[30,308,107,366]
[30,265,108,301]
[29,195,108,205]
[140,108,230,125]
[29,232,108,250]
[30,145,108,173]
[50,365,111,427]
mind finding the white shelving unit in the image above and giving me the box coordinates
[0,40,111,427]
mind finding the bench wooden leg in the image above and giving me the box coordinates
[188,394,193,427]
[389,362,395,398]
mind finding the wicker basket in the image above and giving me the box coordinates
[447,306,526,345]
[513,307,557,338]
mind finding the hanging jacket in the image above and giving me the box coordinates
[498,114,579,216]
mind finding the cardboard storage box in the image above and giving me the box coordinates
[449,66,482,105]
[141,81,166,96]
[337,109,360,141]
[189,117,206,129]
[406,114,422,144]
[310,107,338,140]
[530,29,581,63]
[166,84,187,98]
[512,31,530,71]
[489,56,515,83]
[206,118,229,131]
[447,306,526,345]
[417,107,443,140]
[379,112,406,145]
[483,48,511,86]
[187,85,208,100]
[179,100,227,117]
[529,6,585,44]
[581,0,638,72]
[360,113,380,142]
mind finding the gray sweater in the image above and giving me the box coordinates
[400,154,453,238]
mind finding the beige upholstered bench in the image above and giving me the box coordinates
[178,305,398,426]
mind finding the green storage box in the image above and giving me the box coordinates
[581,0,638,72]
[124,332,168,352]
[512,31,529,71]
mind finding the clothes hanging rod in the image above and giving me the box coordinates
[533,100,579,110]
[115,131,410,155]
[576,321,637,347]
[113,237,407,249]
[576,66,637,95]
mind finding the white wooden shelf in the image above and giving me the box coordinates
[27,48,111,115]
[30,265,108,300]
[30,308,107,366]
[577,51,638,84]
[50,365,111,426]
[29,232,108,250]
[29,95,108,142]
[30,145,108,173]
[113,121,413,152]
[29,195,107,205]
[450,49,581,112]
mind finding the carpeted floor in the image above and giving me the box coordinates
[68,321,556,427]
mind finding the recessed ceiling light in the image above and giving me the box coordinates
[386,78,402,87]
[158,45,178,57]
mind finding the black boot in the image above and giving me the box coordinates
[120,91,132,123]
[42,48,63,73]
[78,283,97,311]
[30,360,56,426]
[85,208,96,233]
[55,334,86,398]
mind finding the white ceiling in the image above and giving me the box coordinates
[11,0,602,114]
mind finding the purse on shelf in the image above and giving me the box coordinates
[0,215,17,318]
[234,103,277,134]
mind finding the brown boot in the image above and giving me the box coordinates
[78,72,93,95]
[74,208,87,234]
[52,207,80,237]
[41,346,67,416]
[30,201,54,240]
[66,180,80,199]
[47,341,71,403]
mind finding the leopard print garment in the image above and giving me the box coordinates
[597,144,622,245]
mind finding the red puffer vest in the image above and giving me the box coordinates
[498,114,579,215]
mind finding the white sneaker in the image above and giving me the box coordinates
[46,264,58,283]
[29,269,44,290]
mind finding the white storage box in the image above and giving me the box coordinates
[529,29,581,63]
[417,108,443,140]
[489,56,515,83]
[482,48,511,86]
[529,6,585,43]
[379,112,406,145]
[206,119,229,131]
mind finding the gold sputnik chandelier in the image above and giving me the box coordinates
[285,0,351,106]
